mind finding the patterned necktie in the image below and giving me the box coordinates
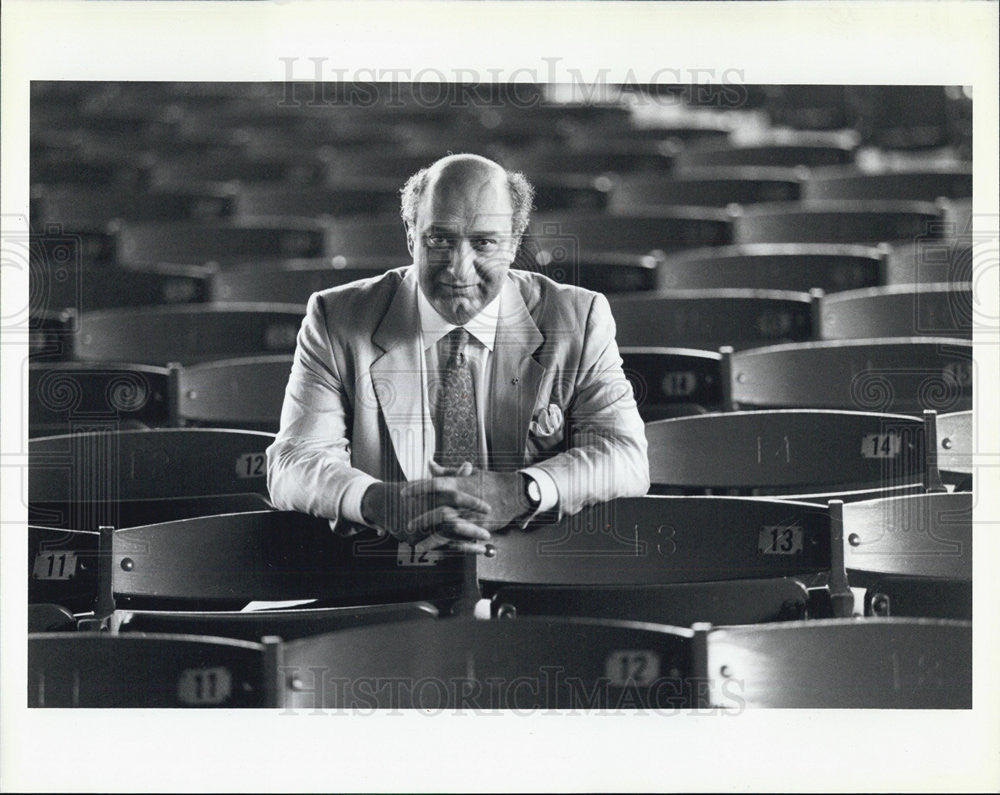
[434,327,481,469]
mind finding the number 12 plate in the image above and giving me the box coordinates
[396,544,444,567]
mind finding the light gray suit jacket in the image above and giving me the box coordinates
[266,266,649,530]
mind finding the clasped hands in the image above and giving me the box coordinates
[360,461,530,555]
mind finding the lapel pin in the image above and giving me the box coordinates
[511,377,520,385]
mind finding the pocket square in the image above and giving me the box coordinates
[529,403,564,437]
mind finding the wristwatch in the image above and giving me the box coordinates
[521,472,542,511]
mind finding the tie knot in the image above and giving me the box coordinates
[446,327,471,364]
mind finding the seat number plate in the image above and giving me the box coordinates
[235,452,267,478]
[32,551,78,580]
[396,543,443,566]
[178,667,232,705]
[605,650,660,686]
[861,433,901,459]
[758,525,803,555]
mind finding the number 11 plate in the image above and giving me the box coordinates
[32,551,78,580]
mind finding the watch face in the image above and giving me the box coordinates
[527,478,542,504]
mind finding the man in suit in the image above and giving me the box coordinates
[267,153,649,553]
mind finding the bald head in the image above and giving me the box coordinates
[401,154,533,325]
[400,154,534,246]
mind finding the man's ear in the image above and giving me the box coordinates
[405,226,415,258]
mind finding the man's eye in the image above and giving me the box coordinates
[426,235,451,248]
[472,238,498,251]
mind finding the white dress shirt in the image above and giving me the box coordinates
[339,285,559,529]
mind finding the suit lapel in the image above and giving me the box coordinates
[370,269,429,481]
[488,277,545,471]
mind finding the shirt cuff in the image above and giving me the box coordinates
[520,466,560,514]
[332,473,383,536]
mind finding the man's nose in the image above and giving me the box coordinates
[447,239,476,278]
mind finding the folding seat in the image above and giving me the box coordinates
[32,185,236,227]
[673,141,855,170]
[818,284,972,340]
[527,174,611,212]
[27,308,77,361]
[695,617,971,708]
[839,491,972,619]
[732,200,946,246]
[516,250,660,294]
[29,223,116,269]
[508,144,675,177]
[727,338,973,414]
[29,362,173,437]
[479,495,852,627]
[31,152,151,189]
[573,122,730,147]
[233,181,404,220]
[803,164,972,203]
[645,409,934,503]
[149,153,330,189]
[34,261,210,316]
[608,289,816,349]
[28,428,274,533]
[764,85,851,131]
[324,151,443,183]
[655,244,884,293]
[29,526,101,614]
[88,513,444,637]
[527,209,733,258]
[845,86,955,150]
[280,616,696,710]
[881,236,973,286]
[171,356,293,432]
[210,259,398,304]
[323,216,410,258]
[115,220,327,267]
[72,303,305,365]
[609,167,804,211]
[95,510,467,613]
[29,632,281,707]
[619,347,725,419]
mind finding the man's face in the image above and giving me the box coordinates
[411,168,518,326]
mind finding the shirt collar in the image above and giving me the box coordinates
[416,285,500,352]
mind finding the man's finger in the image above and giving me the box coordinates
[407,507,491,540]
[400,480,491,515]
[446,540,491,556]
[401,476,454,497]
[412,532,451,556]
[428,460,475,477]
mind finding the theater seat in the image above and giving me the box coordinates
[28,428,275,532]
[818,283,972,340]
[727,338,972,414]
[609,289,816,350]
[172,356,292,431]
[29,633,281,707]
[72,303,305,365]
[645,409,933,500]
[280,616,695,710]
[478,495,851,626]
[655,244,884,293]
[29,362,173,437]
[696,617,971,708]
[210,259,399,304]
[732,200,946,246]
